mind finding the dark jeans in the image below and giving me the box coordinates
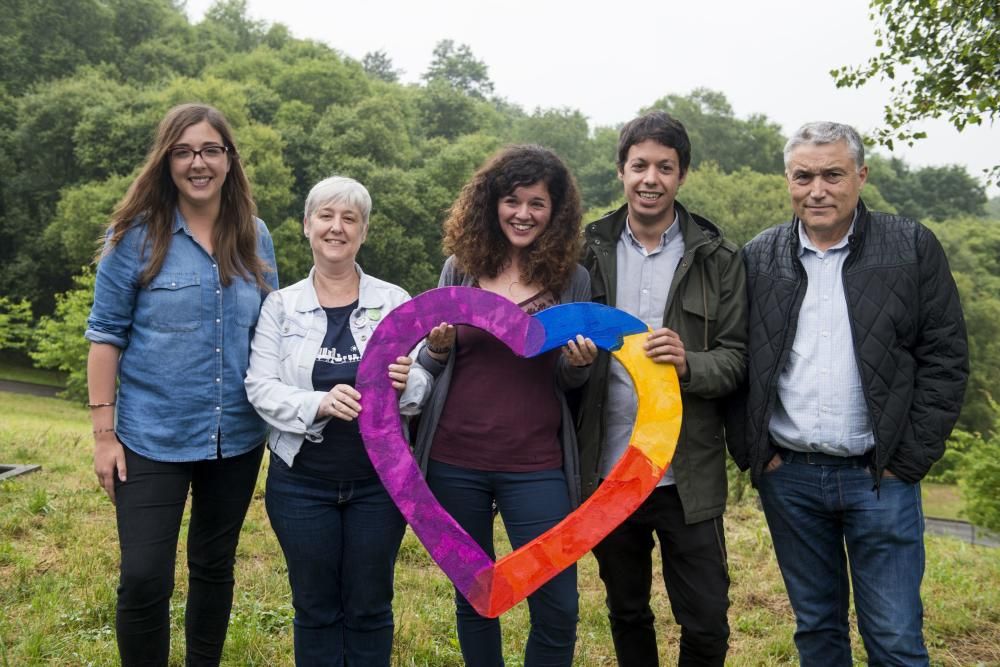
[114,443,264,667]
[426,460,579,667]
[592,484,730,667]
[758,451,929,666]
[265,455,406,667]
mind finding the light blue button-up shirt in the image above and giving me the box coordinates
[601,214,684,485]
[769,221,875,456]
[86,211,278,462]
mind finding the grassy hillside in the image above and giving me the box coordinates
[1,391,997,665]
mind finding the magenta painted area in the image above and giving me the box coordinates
[356,287,545,600]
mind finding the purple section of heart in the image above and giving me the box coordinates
[356,287,546,598]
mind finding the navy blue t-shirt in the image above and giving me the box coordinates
[294,300,374,480]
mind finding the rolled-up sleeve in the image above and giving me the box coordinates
[85,233,140,349]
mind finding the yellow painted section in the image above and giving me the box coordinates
[611,332,683,468]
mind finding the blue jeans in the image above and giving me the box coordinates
[265,455,406,666]
[757,451,928,666]
[426,460,579,667]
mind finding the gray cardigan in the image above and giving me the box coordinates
[413,256,592,507]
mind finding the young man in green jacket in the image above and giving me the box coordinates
[578,111,747,665]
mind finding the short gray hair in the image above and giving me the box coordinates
[304,176,372,224]
[783,122,865,170]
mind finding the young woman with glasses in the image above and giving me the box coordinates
[85,103,277,666]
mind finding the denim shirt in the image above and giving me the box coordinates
[85,211,279,462]
[245,265,431,467]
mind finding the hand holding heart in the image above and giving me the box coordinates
[356,287,682,618]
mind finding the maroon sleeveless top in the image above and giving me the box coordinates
[430,290,562,471]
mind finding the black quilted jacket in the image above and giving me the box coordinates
[729,200,969,486]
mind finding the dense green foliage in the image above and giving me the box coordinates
[832,0,999,184]
[0,0,997,516]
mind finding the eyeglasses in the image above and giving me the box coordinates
[168,145,229,162]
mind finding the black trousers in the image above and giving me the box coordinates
[113,443,264,666]
[592,485,730,667]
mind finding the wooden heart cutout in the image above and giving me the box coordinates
[357,287,681,617]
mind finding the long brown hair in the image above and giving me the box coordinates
[442,144,583,295]
[101,103,271,289]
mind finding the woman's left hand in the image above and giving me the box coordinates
[319,384,363,421]
[562,334,598,367]
[388,356,413,391]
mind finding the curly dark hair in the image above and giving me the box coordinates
[442,144,583,294]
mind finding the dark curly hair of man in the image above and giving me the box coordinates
[442,144,583,295]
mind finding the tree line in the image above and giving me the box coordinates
[1,0,997,527]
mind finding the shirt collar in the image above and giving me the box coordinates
[797,209,858,257]
[172,208,187,234]
[623,211,680,252]
[298,263,387,313]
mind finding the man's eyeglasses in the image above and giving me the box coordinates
[168,145,229,162]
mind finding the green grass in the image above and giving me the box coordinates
[1,390,998,665]
[923,482,965,520]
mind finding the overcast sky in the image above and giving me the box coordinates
[186,0,998,195]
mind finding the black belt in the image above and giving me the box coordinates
[773,444,871,467]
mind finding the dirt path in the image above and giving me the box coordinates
[0,379,61,397]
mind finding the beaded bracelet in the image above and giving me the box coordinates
[87,401,116,409]
[93,427,116,434]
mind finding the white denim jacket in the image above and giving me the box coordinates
[245,264,431,467]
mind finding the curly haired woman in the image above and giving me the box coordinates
[413,144,597,666]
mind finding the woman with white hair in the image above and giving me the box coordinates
[245,176,428,665]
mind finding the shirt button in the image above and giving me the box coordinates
[171,282,176,287]
[360,335,368,341]
[216,318,221,323]
[216,289,220,295]
[215,378,221,383]
[216,348,221,353]
[213,264,217,269]
[211,435,216,440]
[215,406,221,411]
[822,331,829,337]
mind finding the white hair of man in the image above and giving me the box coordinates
[783,122,866,171]
[303,175,372,224]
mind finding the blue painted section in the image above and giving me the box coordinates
[531,303,648,354]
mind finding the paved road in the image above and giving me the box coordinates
[0,379,61,397]
[925,517,999,548]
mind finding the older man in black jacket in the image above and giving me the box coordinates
[732,121,969,666]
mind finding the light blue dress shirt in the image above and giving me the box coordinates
[601,214,684,485]
[86,211,279,462]
[769,221,875,456]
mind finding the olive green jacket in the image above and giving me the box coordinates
[577,202,748,524]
